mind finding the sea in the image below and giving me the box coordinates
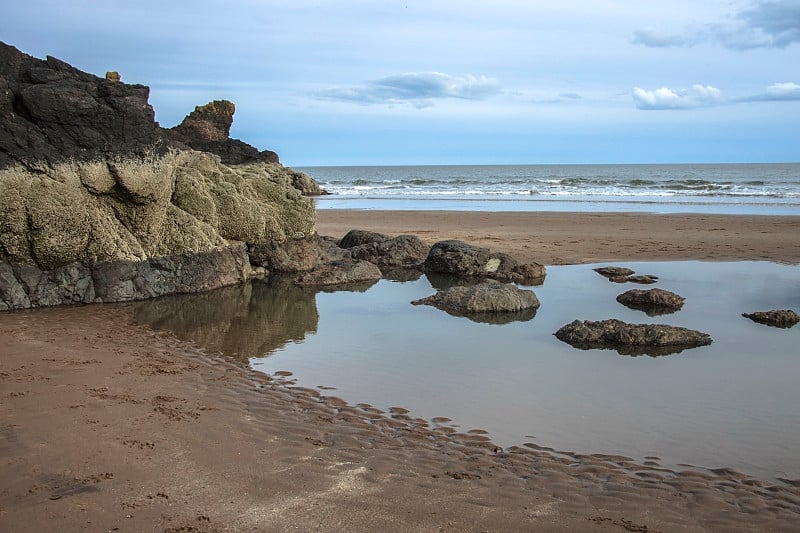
[300,163,800,215]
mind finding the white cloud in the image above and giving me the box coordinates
[632,0,800,49]
[737,81,800,101]
[632,84,723,109]
[314,72,501,108]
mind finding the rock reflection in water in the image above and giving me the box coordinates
[131,276,320,363]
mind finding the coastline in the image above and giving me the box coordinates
[316,210,800,265]
[3,210,800,531]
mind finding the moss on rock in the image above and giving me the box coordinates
[0,150,316,270]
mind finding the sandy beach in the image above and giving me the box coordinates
[316,210,800,265]
[2,211,800,532]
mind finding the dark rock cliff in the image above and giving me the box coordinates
[0,41,164,168]
[0,41,325,311]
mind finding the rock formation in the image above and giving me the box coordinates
[412,281,540,324]
[339,230,429,271]
[0,41,325,310]
[423,240,545,285]
[554,319,712,356]
[594,266,658,284]
[742,310,800,328]
[0,41,164,168]
[166,100,278,165]
[616,288,685,316]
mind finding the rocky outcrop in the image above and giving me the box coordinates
[0,41,164,168]
[616,288,685,316]
[164,100,326,196]
[0,42,325,310]
[594,266,658,284]
[554,319,712,356]
[412,281,540,323]
[742,310,800,328]
[423,240,545,285]
[0,245,250,311]
[166,100,279,165]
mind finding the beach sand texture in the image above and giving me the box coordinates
[317,210,800,265]
[2,211,800,532]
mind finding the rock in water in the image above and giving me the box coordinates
[616,288,685,316]
[412,281,540,324]
[423,240,545,285]
[554,319,712,357]
[594,266,635,278]
[742,310,800,328]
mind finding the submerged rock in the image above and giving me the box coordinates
[742,310,800,329]
[594,266,658,284]
[412,281,540,324]
[616,274,659,285]
[554,319,712,357]
[594,266,635,278]
[616,288,685,316]
[423,240,545,285]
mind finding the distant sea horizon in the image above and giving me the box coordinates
[299,162,800,215]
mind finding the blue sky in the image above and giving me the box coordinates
[3,0,799,165]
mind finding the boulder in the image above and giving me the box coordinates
[294,258,382,288]
[616,288,685,316]
[412,281,540,324]
[742,310,800,329]
[423,240,545,285]
[339,229,389,248]
[349,234,429,269]
[554,319,712,356]
[249,234,345,273]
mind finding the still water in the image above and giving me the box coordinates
[132,261,800,482]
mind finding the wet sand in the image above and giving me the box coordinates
[316,210,800,264]
[2,211,800,531]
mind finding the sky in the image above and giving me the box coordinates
[2,0,799,166]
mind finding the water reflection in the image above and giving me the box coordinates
[132,277,320,362]
[130,261,800,481]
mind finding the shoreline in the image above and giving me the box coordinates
[3,210,800,531]
[316,210,800,265]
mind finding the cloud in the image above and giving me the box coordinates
[737,81,800,101]
[633,81,800,109]
[632,84,723,109]
[632,0,800,49]
[313,72,501,108]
